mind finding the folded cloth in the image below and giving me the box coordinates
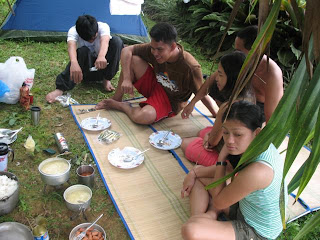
[110,0,143,15]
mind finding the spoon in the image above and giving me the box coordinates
[124,148,150,162]
[157,129,171,147]
[92,113,100,128]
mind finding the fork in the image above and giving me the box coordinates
[157,129,171,147]
[92,113,100,128]
[74,214,103,240]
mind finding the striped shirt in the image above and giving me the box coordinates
[239,144,288,239]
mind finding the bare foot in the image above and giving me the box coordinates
[103,80,115,92]
[46,89,63,103]
[95,98,128,110]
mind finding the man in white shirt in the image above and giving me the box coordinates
[46,15,123,103]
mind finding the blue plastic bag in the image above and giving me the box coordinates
[0,80,10,97]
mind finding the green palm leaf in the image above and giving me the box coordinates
[295,105,320,199]
[284,63,320,178]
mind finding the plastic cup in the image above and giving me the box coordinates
[76,165,95,189]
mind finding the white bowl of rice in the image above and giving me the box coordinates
[0,171,19,216]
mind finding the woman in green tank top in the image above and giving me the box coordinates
[181,101,286,240]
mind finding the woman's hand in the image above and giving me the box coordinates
[181,170,197,198]
[181,102,195,119]
[203,132,214,151]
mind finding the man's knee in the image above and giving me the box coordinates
[131,55,149,77]
[110,35,124,50]
[76,46,90,55]
[131,105,156,125]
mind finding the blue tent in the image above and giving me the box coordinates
[0,0,149,43]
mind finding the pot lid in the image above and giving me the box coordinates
[0,143,9,155]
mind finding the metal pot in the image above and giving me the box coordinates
[69,222,106,240]
[38,157,71,186]
[0,171,19,216]
[0,222,33,240]
[63,184,92,212]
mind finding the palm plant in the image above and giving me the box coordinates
[206,0,320,238]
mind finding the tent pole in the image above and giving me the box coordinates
[6,0,15,16]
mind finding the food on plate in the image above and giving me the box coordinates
[98,129,120,144]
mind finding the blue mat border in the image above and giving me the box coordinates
[69,104,134,240]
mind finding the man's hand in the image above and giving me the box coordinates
[121,79,134,96]
[70,62,83,84]
[95,56,108,70]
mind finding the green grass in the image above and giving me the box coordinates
[0,38,128,239]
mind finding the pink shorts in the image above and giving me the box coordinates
[134,65,175,122]
[185,126,219,166]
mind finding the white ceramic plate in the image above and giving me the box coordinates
[108,147,144,169]
[0,129,18,145]
[80,117,111,131]
[149,131,182,150]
